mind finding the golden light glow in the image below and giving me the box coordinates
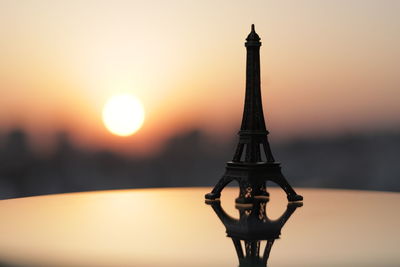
[1,1,399,153]
[102,94,145,137]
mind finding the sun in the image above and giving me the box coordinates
[102,94,145,136]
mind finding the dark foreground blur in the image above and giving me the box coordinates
[0,128,399,199]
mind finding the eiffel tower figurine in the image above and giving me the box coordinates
[205,25,303,203]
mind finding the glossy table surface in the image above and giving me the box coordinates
[0,187,399,267]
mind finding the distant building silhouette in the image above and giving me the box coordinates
[0,127,398,199]
[0,129,34,196]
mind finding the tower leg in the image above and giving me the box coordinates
[271,174,303,202]
[262,239,275,265]
[232,238,244,259]
[236,180,254,204]
[236,180,267,204]
[263,141,275,162]
[254,181,269,199]
[205,175,235,200]
[236,180,272,204]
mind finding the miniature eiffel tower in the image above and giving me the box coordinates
[207,198,302,266]
[205,25,303,203]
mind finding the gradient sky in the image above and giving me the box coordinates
[0,0,399,155]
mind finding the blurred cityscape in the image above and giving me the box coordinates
[0,128,399,199]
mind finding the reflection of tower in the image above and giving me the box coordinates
[207,199,302,267]
[205,25,303,203]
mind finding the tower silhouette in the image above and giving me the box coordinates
[207,198,302,266]
[205,25,303,203]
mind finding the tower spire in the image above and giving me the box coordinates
[241,23,265,134]
[246,24,260,42]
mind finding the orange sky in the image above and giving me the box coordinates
[0,0,399,155]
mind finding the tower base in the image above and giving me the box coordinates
[205,162,303,203]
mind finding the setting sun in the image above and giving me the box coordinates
[102,94,145,137]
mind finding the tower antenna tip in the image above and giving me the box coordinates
[251,24,255,31]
